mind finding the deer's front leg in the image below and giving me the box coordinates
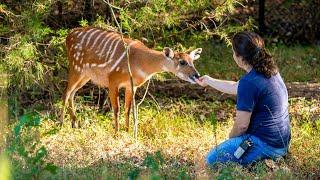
[124,87,133,132]
[109,86,120,132]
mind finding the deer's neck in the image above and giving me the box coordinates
[137,48,172,75]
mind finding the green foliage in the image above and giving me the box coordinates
[130,151,191,179]
[215,17,256,46]
[7,112,58,179]
[217,167,233,180]
[0,0,254,118]
[115,0,251,48]
[1,1,65,93]
[142,151,164,173]
[210,112,217,131]
[79,18,89,27]
[127,167,140,180]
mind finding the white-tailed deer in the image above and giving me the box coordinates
[61,27,202,131]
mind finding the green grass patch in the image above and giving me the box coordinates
[194,42,320,82]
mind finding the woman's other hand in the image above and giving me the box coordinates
[196,75,208,87]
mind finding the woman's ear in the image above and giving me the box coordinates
[163,47,174,59]
[189,48,202,60]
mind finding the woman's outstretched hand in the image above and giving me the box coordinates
[195,75,208,87]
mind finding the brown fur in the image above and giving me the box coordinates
[61,27,202,131]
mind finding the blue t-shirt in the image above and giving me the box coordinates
[237,69,291,148]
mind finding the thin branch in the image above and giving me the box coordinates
[102,0,122,10]
[148,93,161,112]
[137,79,151,108]
[104,0,139,138]
[234,0,245,7]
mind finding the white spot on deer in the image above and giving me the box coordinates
[75,56,79,61]
[77,31,85,38]
[98,34,116,58]
[109,39,121,60]
[110,41,137,72]
[90,31,107,50]
[95,33,113,55]
[79,29,95,48]
[104,36,119,62]
[116,67,120,72]
[85,63,90,68]
[85,29,101,47]
[72,30,78,35]
[91,63,97,67]
[97,62,107,68]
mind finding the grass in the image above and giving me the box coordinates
[195,42,320,82]
[1,42,320,179]
[5,96,320,179]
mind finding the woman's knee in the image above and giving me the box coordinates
[206,147,238,165]
[205,135,252,165]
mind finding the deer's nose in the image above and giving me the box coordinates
[189,72,200,81]
[193,73,200,79]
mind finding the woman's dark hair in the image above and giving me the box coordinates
[232,32,278,78]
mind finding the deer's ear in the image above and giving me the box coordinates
[163,47,174,59]
[189,48,202,60]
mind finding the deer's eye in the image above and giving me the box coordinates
[179,60,188,66]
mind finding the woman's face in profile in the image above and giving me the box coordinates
[232,49,243,69]
[232,49,252,72]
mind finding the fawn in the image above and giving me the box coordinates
[61,27,202,131]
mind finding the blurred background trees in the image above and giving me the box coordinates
[0,0,319,115]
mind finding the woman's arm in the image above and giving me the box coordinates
[196,75,238,95]
[229,110,251,138]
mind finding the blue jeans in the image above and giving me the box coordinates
[206,134,288,166]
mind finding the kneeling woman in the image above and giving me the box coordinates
[196,32,291,165]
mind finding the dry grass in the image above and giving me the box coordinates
[6,96,318,179]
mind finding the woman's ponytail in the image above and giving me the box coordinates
[232,32,278,78]
[248,48,278,78]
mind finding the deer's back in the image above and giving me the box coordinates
[66,27,142,87]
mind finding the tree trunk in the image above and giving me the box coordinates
[259,0,266,33]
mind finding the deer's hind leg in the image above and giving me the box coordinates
[124,87,133,132]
